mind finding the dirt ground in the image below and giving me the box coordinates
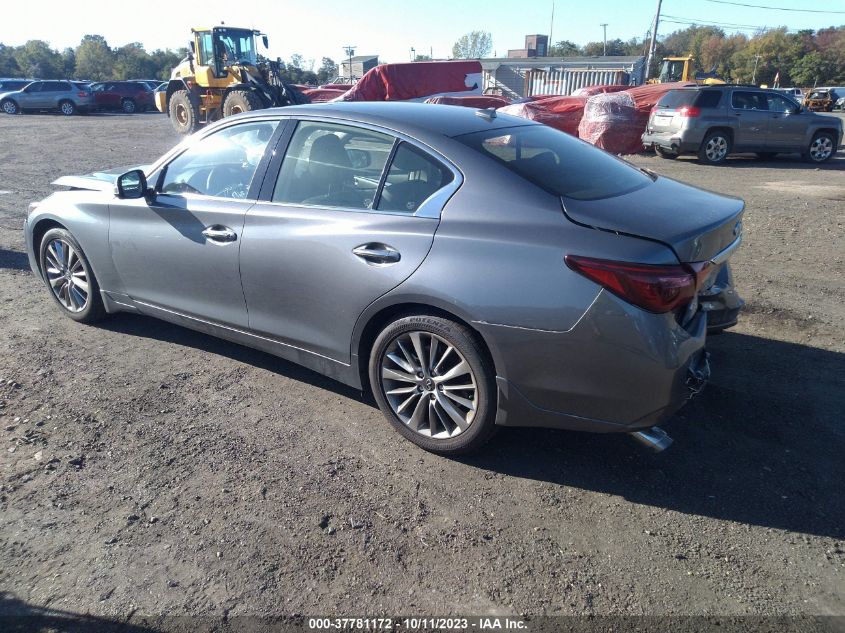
[0,112,843,626]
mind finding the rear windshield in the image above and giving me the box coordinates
[455,124,652,201]
[655,90,697,109]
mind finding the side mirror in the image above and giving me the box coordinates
[116,169,148,199]
[262,35,269,49]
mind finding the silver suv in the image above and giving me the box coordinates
[0,80,93,116]
[642,86,843,165]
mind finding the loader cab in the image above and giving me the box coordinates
[192,27,262,80]
[659,57,691,83]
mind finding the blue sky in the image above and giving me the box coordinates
[2,0,843,64]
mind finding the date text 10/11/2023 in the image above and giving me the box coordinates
[307,617,529,630]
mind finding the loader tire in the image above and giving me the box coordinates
[223,90,264,117]
[169,90,201,135]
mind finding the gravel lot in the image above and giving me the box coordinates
[0,112,843,626]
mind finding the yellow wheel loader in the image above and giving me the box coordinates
[156,26,308,135]
[648,56,726,85]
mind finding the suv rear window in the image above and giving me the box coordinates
[655,90,697,109]
[455,124,652,201]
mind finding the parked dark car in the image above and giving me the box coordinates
[89,81,155,113]
[0,80,92,115]
[25,103,744,454]
[642,85,843,164]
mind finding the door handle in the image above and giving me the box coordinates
[352,243,401,264]
[202,225,237,243]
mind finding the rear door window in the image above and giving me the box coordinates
[731,91,768,110]
[377,143,454,214]
[456,124,652,201]
[272,121,394,210]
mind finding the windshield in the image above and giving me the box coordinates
[215,28,257,66]
[455,125,652,201]
[659,60,686,83]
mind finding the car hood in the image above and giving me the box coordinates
[52,165,150,192]
[561,175,744,263]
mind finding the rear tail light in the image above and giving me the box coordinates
[565,255,710,314]
[78,91,89,97]
[678,106,701,117]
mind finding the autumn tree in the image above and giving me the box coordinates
[74,35,114,80]
[452,31,493,59]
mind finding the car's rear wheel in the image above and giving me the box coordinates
[121,98,136,114]
[59,100,76,116]
[369,315,497,455]
[1,99,19,115]
[169,89,201,135]
[805,132,835,163]
[39,228,106,323]
[698,131,731,165]
[655,146,678,159]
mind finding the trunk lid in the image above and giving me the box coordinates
[561,175,744,263]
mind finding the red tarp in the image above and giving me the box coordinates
[424,94,511,109]
[334,60,483,102]
[571,84,630,97]
[497,96,588,136]
[301,87,348,102]
[577,82,696,154]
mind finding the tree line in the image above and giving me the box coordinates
[450,25,845,87]
[0,35,338,85]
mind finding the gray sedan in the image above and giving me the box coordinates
[24,103,744,454]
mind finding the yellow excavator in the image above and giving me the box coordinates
[648,55,726,85]
[155,25,307,134]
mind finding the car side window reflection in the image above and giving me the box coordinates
[377,142,454,214]
[159,121,279,199]
[732,91,767,111]
[767,94,795,113]
[272,121,394,210]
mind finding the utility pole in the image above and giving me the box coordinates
[343,45,356,79]
[410,47,416,62]
[645,0,662,81]
[549,1,555,48]
[752,54,761,85]
[601,23,608,56]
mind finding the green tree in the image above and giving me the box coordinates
[413,54,432,61]
[452,31,492,59]
[790,51,835,87]
[0,43,21,77]
[15,40,63,78]
[74,35,114,81]
[583,38,628,56]
[113,42,156,79]
[548,40,580,57]
[60,48,76,78]
[316,57,337,83]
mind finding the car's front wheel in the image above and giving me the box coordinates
[121,98,136,114]
[698,131,731,165]
[1,99,19,115]
[39,228,106,323]
[369,314,497,455]
[805,132,836,163]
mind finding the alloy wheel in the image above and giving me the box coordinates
[2,101,16,114]
[380,331,478,439]
[809,136,833,162]
[44,239,89,312]
[60,102,74,115]
[705,136,728,162]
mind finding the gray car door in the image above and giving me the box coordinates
[108,119,281,327]
[240,120,458,363]
[730,90,769,150]
[765,93,808,151]
[19,81,44,108]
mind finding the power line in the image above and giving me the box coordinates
[702,0,845,14]
[661,18,774,33]
[662,13,772,30]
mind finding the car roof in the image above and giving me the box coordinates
[230,101,535,138]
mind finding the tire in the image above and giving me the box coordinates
[369,314,497,455]
[1,99,19,115]
[655,146,678,159]
[168,89,201,135]
[223,90,263,117]
[39,228,106,323]
[698,131,731,165]
[804,132,836,163]
[755,152,777,160]
[121,98,136,114]
[58,100,76,116]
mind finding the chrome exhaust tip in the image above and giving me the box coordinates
[631,426,674,452]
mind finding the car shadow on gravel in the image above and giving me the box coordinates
[0,591,158,632]
[463,332,845,540]
[673,154,844,169]
[98,313,366,400]
[0,248,29,270]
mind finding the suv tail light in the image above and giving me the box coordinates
[565,255,710,314]
[678,106,701,117]
[78,91,89,97]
